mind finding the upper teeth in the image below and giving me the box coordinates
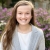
[20,19,27,21]
[21,20,26,21]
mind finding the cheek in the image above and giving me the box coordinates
[16,14,20,20]
[27,15,32,20]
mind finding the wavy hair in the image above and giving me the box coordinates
[1,1,35,50]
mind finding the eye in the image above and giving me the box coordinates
[18,13,22,14]
[26,13,29,14]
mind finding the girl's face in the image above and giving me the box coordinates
[16,5,32,26]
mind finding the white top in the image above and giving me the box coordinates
[18,31,32,50]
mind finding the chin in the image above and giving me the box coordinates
[19,23,29,26]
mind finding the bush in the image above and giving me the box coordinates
[0,6,12,32]
[0,7,12,21]
[35,8,50,49]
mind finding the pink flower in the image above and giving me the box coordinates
[39,8,43,11]
[41,28,46,31]
[43,11,48,15]
[2,8,7,12]
[46,16,50,19]
[46,33,50,37]
[7,12,12,16]
[48,28,50,31]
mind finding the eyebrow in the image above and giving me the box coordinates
[17,11,30,13]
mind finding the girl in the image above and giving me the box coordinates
[0,1,45,50]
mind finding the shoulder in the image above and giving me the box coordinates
[32,25,44,36]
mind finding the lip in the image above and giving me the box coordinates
[20,19,27,20]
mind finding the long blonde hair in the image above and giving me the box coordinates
[1,1,35,50]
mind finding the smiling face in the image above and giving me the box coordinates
[16,5,32,26]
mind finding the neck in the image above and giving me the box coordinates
[18,24,32,34]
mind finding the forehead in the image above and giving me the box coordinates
[17,5,32,12]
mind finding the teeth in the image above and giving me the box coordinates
[22,20,26,21]
[20,19,26,22]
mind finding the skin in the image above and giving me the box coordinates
[16,5,32,34]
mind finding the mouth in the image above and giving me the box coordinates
[20,19,27,22]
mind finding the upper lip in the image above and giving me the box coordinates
[21,19,26,20]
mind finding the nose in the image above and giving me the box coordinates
[22,14,25,18]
